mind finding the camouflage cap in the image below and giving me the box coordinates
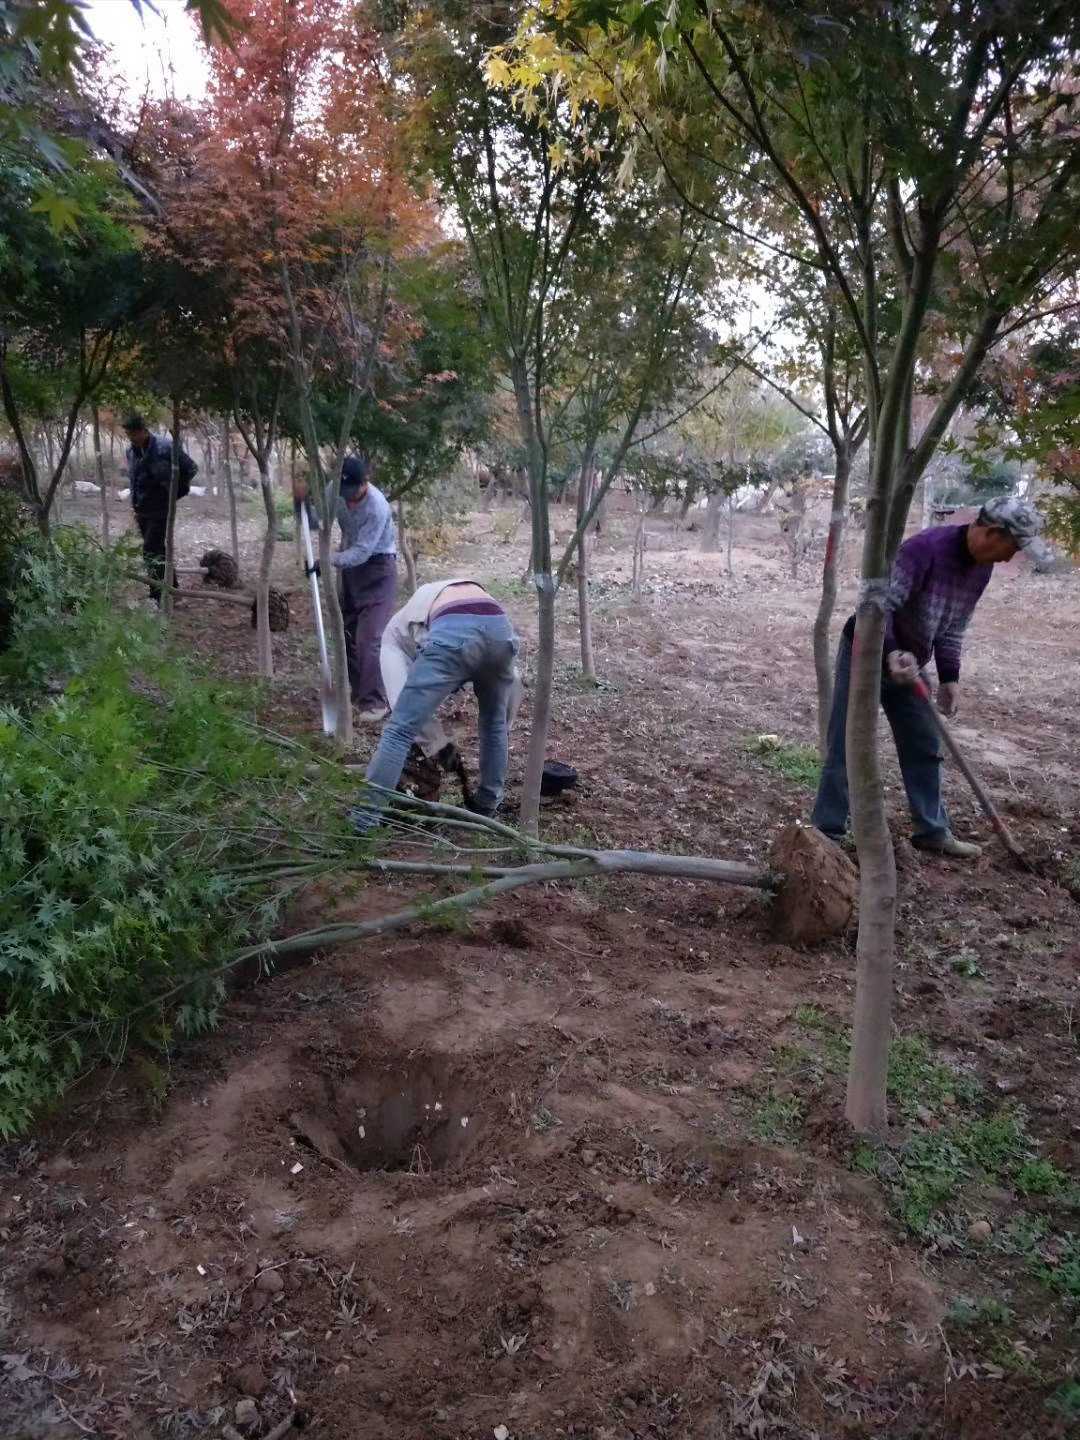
[976,494,1043,549]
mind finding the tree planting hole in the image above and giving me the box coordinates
[298,1061,483,1175]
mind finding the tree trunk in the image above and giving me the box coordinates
[91,402,110,547]
[632,509,646,596]
[844,602,895,1136]
[813,447,852,757]
[162,395,183,621]
[255,458,276,679]
[511,357,553,838]
[397,499,417,595]
[921,469,934,530]
[725,495,736,576]
[700,491,724,552]
[576,455,595,681]
[752,477,781,513]
[221,416,240,566]
[521,572,556,833]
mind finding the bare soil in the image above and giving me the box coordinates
[2,492,1079,1440]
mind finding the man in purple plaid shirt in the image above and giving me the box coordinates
[812,496,1043,858]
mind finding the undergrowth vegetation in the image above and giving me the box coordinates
[0,526,349,1136]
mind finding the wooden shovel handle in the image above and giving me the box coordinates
[911,678,1027,861]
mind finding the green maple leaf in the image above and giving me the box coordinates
[30,185,80,234]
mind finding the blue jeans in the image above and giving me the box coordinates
[354,613,519,831]
[812,631,949,843]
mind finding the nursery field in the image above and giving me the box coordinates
[2,499,1080,1440]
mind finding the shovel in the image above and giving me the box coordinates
[300,505,338,736]
[910,675,1030,869]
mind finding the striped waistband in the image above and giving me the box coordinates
[431,600,506,622]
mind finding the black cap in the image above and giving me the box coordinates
[340,454,371,492]
[122,413,147,432]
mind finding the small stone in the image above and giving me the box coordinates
[255,1267,285,1294]
[916,1105,934,1125]
[435,1409,449,1422]
[234,1397,259,1431]
[968,1219,992,1243]
[378,1390,393,1407]
[580,1148,596,1166]
[235,1364,266,1397]
[333,1362,350,1378]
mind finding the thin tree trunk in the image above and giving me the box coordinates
[162,395,183,621]
[221,416,240,566]
[91,402,110,547]
[397,499,417,595]
[632,509,646,596]
[700,491,724,553]
[512,358,553,838]
[844,602,895,1136]
[255,458,275,679]
[813,447,852,757]
[726,495,736,576]
[576,455,595,681]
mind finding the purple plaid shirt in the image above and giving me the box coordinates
[886,524,992,682]
[844,524,992,681]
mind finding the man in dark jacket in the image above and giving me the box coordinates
[123,413,197,604]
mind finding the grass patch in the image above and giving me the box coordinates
[1015,1159,1068,1197]
[1047,1381,1080,1421]
[887,1033,980,1119]
[861,1104,1050,1239]
[945,1295,1015,1331]
[1032,1234,1080,1305]
[743,734,821,787]
[750,1092,805,1144]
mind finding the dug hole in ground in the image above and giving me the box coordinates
[3,491,1080,1440]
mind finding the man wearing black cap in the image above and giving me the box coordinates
[333,454,397,720]
[122,414,198,604]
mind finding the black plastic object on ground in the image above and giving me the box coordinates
[541,761,578,796]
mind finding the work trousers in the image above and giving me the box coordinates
[340,554,397,709]
[811,630,950,843]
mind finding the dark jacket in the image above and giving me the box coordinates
[127,433,197,514]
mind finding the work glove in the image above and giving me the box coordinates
[937,681,959,718]
[886,649,919,685]
[304,559,321,579]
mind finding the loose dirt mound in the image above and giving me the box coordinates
[769,823,857,945]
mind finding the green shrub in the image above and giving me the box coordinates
[0,531,321,1135]
[0,490,37,653]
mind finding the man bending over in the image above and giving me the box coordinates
[352,580,521,832]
